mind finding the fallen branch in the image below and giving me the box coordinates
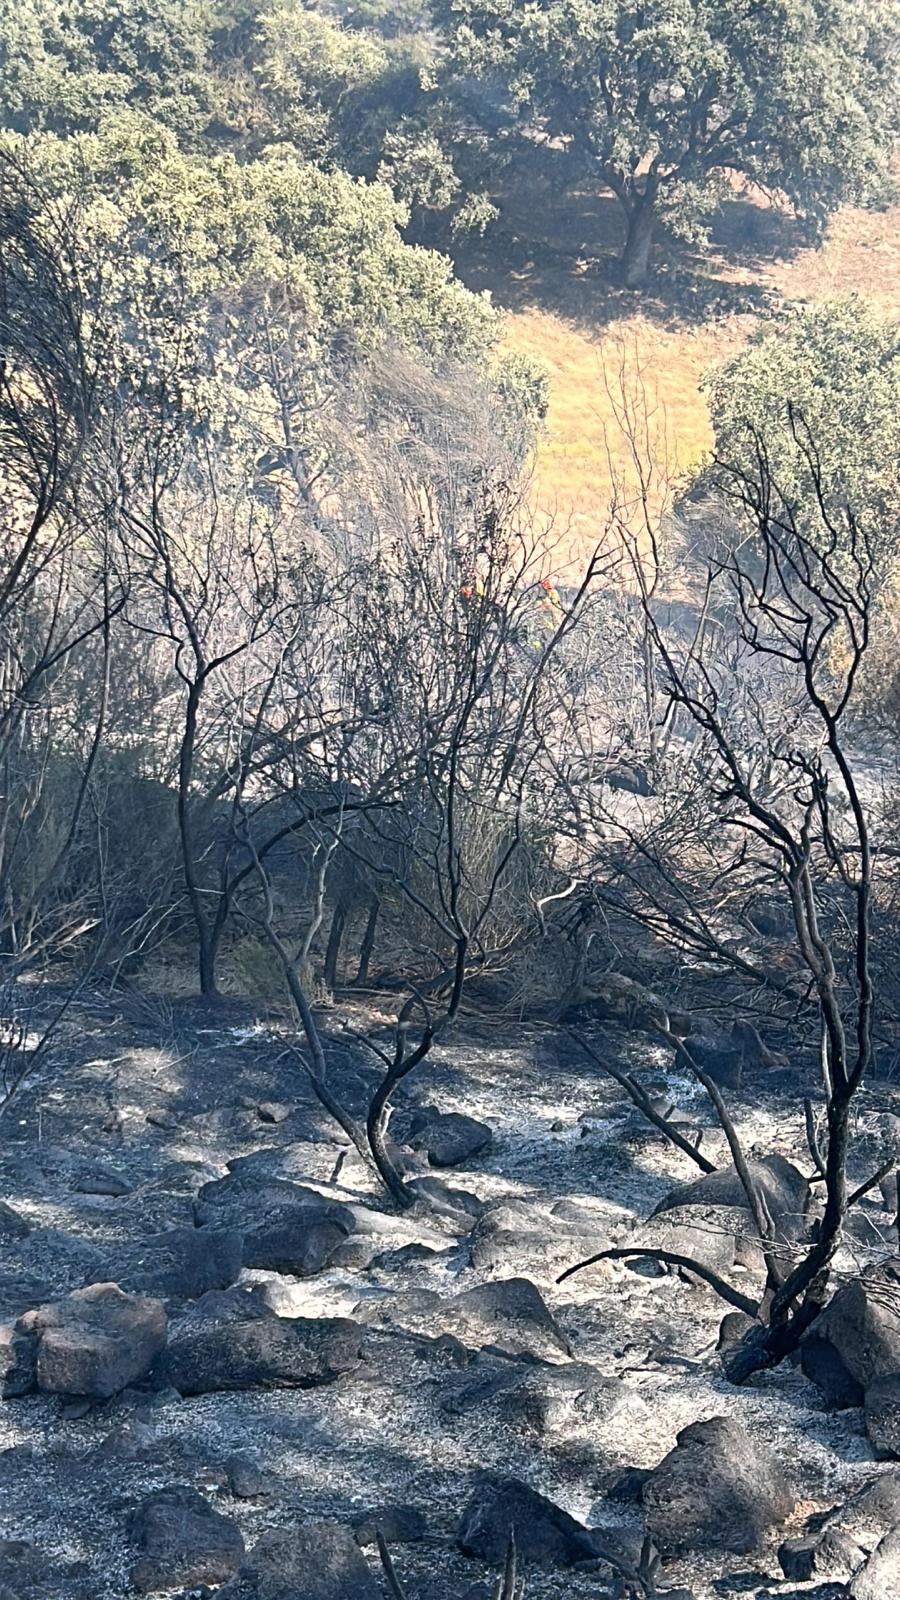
[568,1028,714,1173]
[557,1245,759,1317]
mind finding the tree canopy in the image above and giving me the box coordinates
[432,0,900,283]
[705,298,900,561]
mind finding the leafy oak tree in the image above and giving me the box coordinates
[432,0,900,285]
[705,298,900,557]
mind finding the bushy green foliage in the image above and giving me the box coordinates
[706,299,900,560]
[11,110,499,451]
[0,0,217,137]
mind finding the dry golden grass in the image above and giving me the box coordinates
[474,183,900,562]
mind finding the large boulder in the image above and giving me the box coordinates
[802,1259,900,1409]
[130,1487,244,1594]
[457,1474,598,1568]
[15,1284,166,1399]
[223,1524,381,1600]
[359,1278,571,1363]
[653,1155,808,1241]
[643,1416,794,1555]
[154,1288,362,1394]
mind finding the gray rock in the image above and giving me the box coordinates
[18,1284,166,1398]
[352,1505,428,1548]
[224,1453,274,1500]
[155,1288,362,1394]
[0,1204,30,1241]
[224,1523,381,1600]
[257,1102,291,1124]
[242,1205,352,1277]
[457,1474,598,1568]
[865,1374,900,1458]
[73,1168,131,1197]
[360,1278,571,1363]
[653,1154,808,1242]
[778,1529,865,1582]
[108,1228,243,1301]
[409,1112,492,1168]
[643,1415,794,1555]
[130,1487,244,1594]
[851,1526,900,1599]
[803,1259,900,1410]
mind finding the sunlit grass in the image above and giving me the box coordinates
[499,192,900,557]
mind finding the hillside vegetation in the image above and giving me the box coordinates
[2,5,900,1600]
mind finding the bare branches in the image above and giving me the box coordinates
[568,1027,714,1173]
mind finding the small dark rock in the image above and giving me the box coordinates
[352,1505,428,1548]
[227,1523,381,1599]
[457,1473,598,1568]
[129,1486,244,1594]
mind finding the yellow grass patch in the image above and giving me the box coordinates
[499,193,900,561]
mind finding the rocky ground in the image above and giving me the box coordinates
[1,981,900,1599]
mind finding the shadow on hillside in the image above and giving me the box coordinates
[447,182,806,334]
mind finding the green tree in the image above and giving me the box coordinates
[0,0,217,137]
[705,299,900,562]
[433,0,899,286]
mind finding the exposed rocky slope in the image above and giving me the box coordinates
[2,985,900,1598]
